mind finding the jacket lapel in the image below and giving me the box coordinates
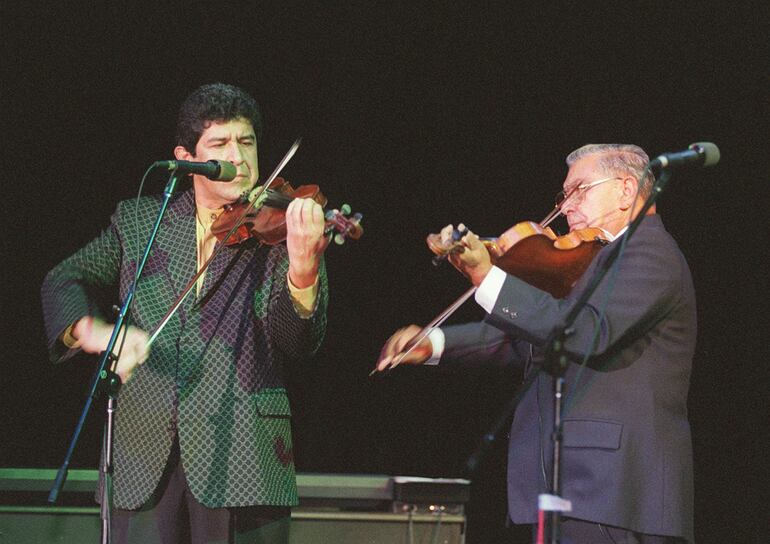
[158,189,198,319]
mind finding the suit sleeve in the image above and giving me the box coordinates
[41,212,123,363]
[265,248,328,361]
[440,321,528,371]
[483,226,684,362]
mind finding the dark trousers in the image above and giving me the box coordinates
[531,518,687,544]
[110,445,290,544]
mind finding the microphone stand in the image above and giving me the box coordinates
[48,170,184,544]
[464,166,671,544]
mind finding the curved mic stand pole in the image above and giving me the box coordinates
[48,169,184,544]
[539,166,671,544]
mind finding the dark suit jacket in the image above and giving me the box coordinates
[41,189,328,509]
[441,215,695,541]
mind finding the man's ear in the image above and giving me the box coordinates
[619,176,638,210]
[173,145,194,161]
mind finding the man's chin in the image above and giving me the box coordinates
[230,178,256,195]
[213,186,251,205]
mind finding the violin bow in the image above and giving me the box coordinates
[370,285,477,376]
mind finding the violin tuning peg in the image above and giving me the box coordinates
[334,233,345,245]
[432,254,448,267]
[340,203,351,216]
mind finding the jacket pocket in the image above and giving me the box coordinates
[562,418,622,450]
[254,388,292,418]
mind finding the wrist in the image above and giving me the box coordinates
[468,262,493,287]
[288,262,319,289]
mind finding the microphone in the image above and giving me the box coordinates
[153,160,237,181]
[649,142,720,170]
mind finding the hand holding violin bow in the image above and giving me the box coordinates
[375,324,433,373]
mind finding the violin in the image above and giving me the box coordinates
[427,222,607,298]
[148,138,362,348]
[212,177,363,246]
[371,201,608,375]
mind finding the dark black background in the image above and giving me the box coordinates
[2,4,767,543]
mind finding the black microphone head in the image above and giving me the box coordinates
[689,142,720,167]
[210,160,237,181]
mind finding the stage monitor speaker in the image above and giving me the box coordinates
[0,469,467,543]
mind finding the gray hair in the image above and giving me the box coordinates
[566,144,655,199]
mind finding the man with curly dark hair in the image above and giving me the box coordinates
[42,83,330,543]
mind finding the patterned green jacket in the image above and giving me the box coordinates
[41,188,328,509]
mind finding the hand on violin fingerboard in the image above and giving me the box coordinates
[286,197,330,288]
[440,224,494,287]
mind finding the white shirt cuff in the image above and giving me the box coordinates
[475,265,507,314]
[424,328,445,365]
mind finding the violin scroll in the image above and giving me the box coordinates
[427,230,503,263]
[325,204,363,245]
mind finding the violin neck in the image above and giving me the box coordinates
[258,187,362,241]
[262,190,295,210]
[260,188,329,212]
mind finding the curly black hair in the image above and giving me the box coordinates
[176,83,263,154]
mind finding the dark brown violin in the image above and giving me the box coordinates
[212,177,363,246]
[427,221,607,298]
[371,200,608,375]
[149,139,364,348]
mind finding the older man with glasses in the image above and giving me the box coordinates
[376,144,696,543]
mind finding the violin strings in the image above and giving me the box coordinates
[262,190,293,209]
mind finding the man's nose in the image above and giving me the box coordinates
[226,142,245,164]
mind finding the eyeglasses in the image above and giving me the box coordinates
[554,177,622,208]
